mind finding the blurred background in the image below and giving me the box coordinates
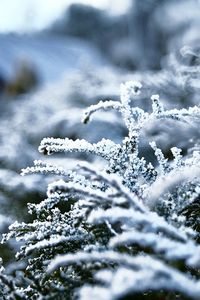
[1,0,200,263]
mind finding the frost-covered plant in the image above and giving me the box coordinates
[1,81,200,299]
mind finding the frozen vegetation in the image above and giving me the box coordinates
[0,79,200,299]
[0,0,200,299]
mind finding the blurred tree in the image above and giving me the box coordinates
[0,73,6,94]
[129,0,168,69]
[5,59,39,97]
[49,0,199,71]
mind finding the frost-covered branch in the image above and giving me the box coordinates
[147,165,200,208]
[47,179,113,204]
[109,229,200,268]
[82,100,122,124]
[39,137,120,161]
[88,207,188,242]
[79,265,200,300]
[48,250,200,299]
[77,162,146,212]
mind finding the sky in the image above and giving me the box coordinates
[0,0,131,33]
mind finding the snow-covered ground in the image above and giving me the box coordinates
[0,33,107,84]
